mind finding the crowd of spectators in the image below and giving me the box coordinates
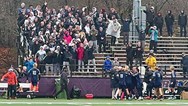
[17,2,122,75]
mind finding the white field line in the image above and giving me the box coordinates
[0,102,187,105]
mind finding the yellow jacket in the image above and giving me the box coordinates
[145,56,156,70]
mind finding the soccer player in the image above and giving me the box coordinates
[110,66,119,99]
[131,67,143,100]
[1,68,17,99]
[153,67,163,101]
[117,66,126,100]
[144,67,154,99]
[168,65,176,100]
[124,65,132,100]
[28,63,40,92]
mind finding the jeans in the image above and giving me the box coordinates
[53,63,61,75]
[78,60,84,71]
[180,25,187,37]
[92,40,98,53]
[7,85,16,99]
[150,40,157,53]
[111,36,116,46]
[167,25,173,37]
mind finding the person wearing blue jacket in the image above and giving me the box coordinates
[149,26,158,53]
[103,56,112,77]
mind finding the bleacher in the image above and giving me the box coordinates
[72,36,188,77]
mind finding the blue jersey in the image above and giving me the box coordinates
[153,71,162,84]
[29,68,40,82]
[171,71,176,82]
[118,71,126,86]
[125,71,132,84]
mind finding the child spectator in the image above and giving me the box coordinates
[103,56,112,77]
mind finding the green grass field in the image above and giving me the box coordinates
[0,98,188,106]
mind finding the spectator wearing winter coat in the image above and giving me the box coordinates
[63,31,72,44]
[165,10,174,37]
[87,41,97,72]
[112,57,120,67]
[181,53,188,78]
[149,26,158,53]
[134,42,144,66]
[43,50,54,75]
[121,13,132,45]
[154,13,164,36]
[90,25,98,53]
[103,56,112,77]
[178,10,187,37]
[136,25,146,51]
[97,27,106,53]
[126,43,134,69]
[76,43,85,72]
[24,57,35,73]
[143,6,155,35]
[53,46,61,75]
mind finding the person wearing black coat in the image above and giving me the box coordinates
[126,43,134,69]
[97,27,106,53]
[143,6,155,35]
[53,46,61,75]
[154,13,164,36]
[43,50,54,75]
[165,10,174,37]
[86,42,97,72]
[143,67,153,99]
[178,10,187,37]
[134,42,144,67]
[54,70,70,100]
[121,14,132,45]
[181,53,188,78]
[136,25,146,51]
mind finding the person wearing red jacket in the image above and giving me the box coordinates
[1,68,18,99]
[77,43,85,72]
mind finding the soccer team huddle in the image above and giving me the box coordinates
[109,65,176,101]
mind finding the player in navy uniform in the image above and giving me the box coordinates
[131,67,143,100]
[110,66,119,99]
[124,65,132,100]
[117,67,126,100]
[144,67,153,99]
[152,67,163,101]
[28,63,40,92]
[168,65,176,100]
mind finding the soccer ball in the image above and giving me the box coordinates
[27,94,31,99]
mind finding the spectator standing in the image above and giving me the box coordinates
[181,53,188,78]
[178,10,187,37]
[43,50,54,75]
[90,25,98,53]
[87,42,97,72]
[136,24,146,51]
[165,10,174,37]
[112,57,120,67]
[143,6,155,35]
[106,18,121,46]
[77,43,85,72]
[103,56,112,77]
[35,46,46,73]
[154,13,164,37]
[121,14,132,45]
[126,43,134,69]
[134,42,144,67]
[1,68,17,99]
[149,26,158,53]
[53,46,61,75]
[98,27,106,53]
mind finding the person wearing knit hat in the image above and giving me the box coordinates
[1,68,18,99]
[103,56,112,77]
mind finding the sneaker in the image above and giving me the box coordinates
[138,97,143,100]
[172,96,176,100]
[145,96,151,100]
[168,97,172,100]
[54,96,57,100]
[160,97,164,101]
[128,96,132,100]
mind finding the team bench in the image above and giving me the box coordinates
[0,83,38,99]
